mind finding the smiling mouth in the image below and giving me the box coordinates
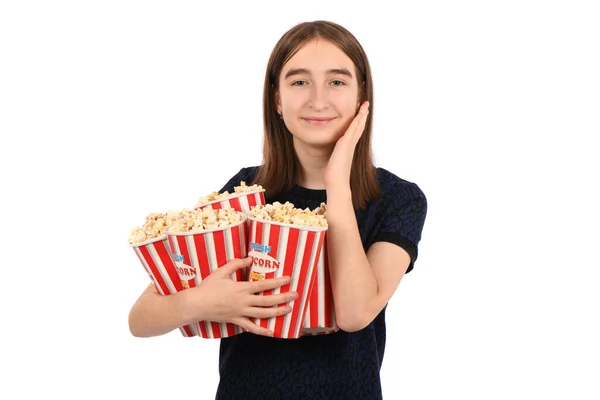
[302,118,335,126]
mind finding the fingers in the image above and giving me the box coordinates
[251,291,299,307]
[232,317,274,337]
[244,275,291,293]
[354,101,369,138]
[215,256,253,277]
[246,305,293,319]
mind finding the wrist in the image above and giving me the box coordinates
[325,185,351,200]
[178,288,204,325]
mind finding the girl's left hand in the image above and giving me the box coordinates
[324,101,370,190]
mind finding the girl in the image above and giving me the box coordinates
[129,20,427,399]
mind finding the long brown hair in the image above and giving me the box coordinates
[254,20,380,209]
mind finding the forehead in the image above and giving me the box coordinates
[282,38,354,74]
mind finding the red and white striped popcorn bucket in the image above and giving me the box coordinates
[196,190,266,213]
[302,240,339,336]
[196,190,266,236]
[165,212,248,339]
[247,217,327,339]
[131,236,199,337]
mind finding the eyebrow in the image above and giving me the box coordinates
[283,68,354,80]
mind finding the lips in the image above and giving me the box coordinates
[302,117,335,126]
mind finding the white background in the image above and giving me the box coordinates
[1,1,598,399]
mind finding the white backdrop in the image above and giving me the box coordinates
[1,1,599,399]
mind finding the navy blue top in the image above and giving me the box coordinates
[215,166,427,399]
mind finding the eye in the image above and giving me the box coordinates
[292,80,307,86]
[331,80,345,86]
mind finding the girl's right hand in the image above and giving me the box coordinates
[182,256,298,337]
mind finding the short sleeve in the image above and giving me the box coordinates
[373,182,427,274]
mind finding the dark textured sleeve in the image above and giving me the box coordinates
[373,182,427,274]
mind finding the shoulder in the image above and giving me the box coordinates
[237,165,260,181]
[376,167,427,206]
[219,166,261,192]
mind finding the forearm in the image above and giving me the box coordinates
[128,284,199,338]
[326,187,378,331]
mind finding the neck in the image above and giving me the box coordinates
[293,139,333,189]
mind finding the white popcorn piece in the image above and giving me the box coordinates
[128,209,189,244]
[248,201,328,227]
[195,181,264,208]
[167,207,243,233]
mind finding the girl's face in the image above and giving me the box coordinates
[276,38,361,150]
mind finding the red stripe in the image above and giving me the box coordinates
[226,323,236,337]
[213,230,227,269]
[229,196,242,212]
[192,233,220,338]
[193,234,212,283]
[198,321,209,338]
[212,202,222,210]
[212,229,233,338]
[181,325,194,337]
[230,224,243,282]
[155,239,184,291]
[259,192,265,205]
[247,193,257,209]
[137,245,169,294]
[166,236,186,292]
[309,251,321,328]
[210,321,221,338]
[258,223,280,330]
[288,231,317,338]
[322,239,333,327]
[274,227,299,338]
[135,246,165,294]
[175,235,197,289]
[252,220,264,326]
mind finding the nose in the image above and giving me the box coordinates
[308,84,329,111]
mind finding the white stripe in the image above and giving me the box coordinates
[318,247,325,327]
[220,322,228,338]
[255,222,270,326]
[149,241,201,336]
[269,225,287,333]
[240,222,247,257]
[206,232,218,274]
[224,228,235,281]
[134,247,165,295]
[292,231,321,338]
[147,241,177,294]
[240,195,250,213]
[282,228,306,338]
[185,235,201,286]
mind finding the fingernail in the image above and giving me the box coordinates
[266,330,274,337]
[282,276,291,283]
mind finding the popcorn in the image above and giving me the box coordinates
[234,181,263,193]
[128,210,187,245]
[248,201,328,227]
[195,181,264,208]
[167,208,243,233]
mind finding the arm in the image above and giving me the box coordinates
[128,283,195,338]
[326,191,410,332]
[128,257,298,338]
[324,101,421,332]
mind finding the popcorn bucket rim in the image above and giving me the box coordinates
[129,234,168,248]
[164,211,248,237]
[247,216,328,232]
[195,189,266,209]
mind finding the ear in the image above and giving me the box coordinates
[357,81,365,109]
